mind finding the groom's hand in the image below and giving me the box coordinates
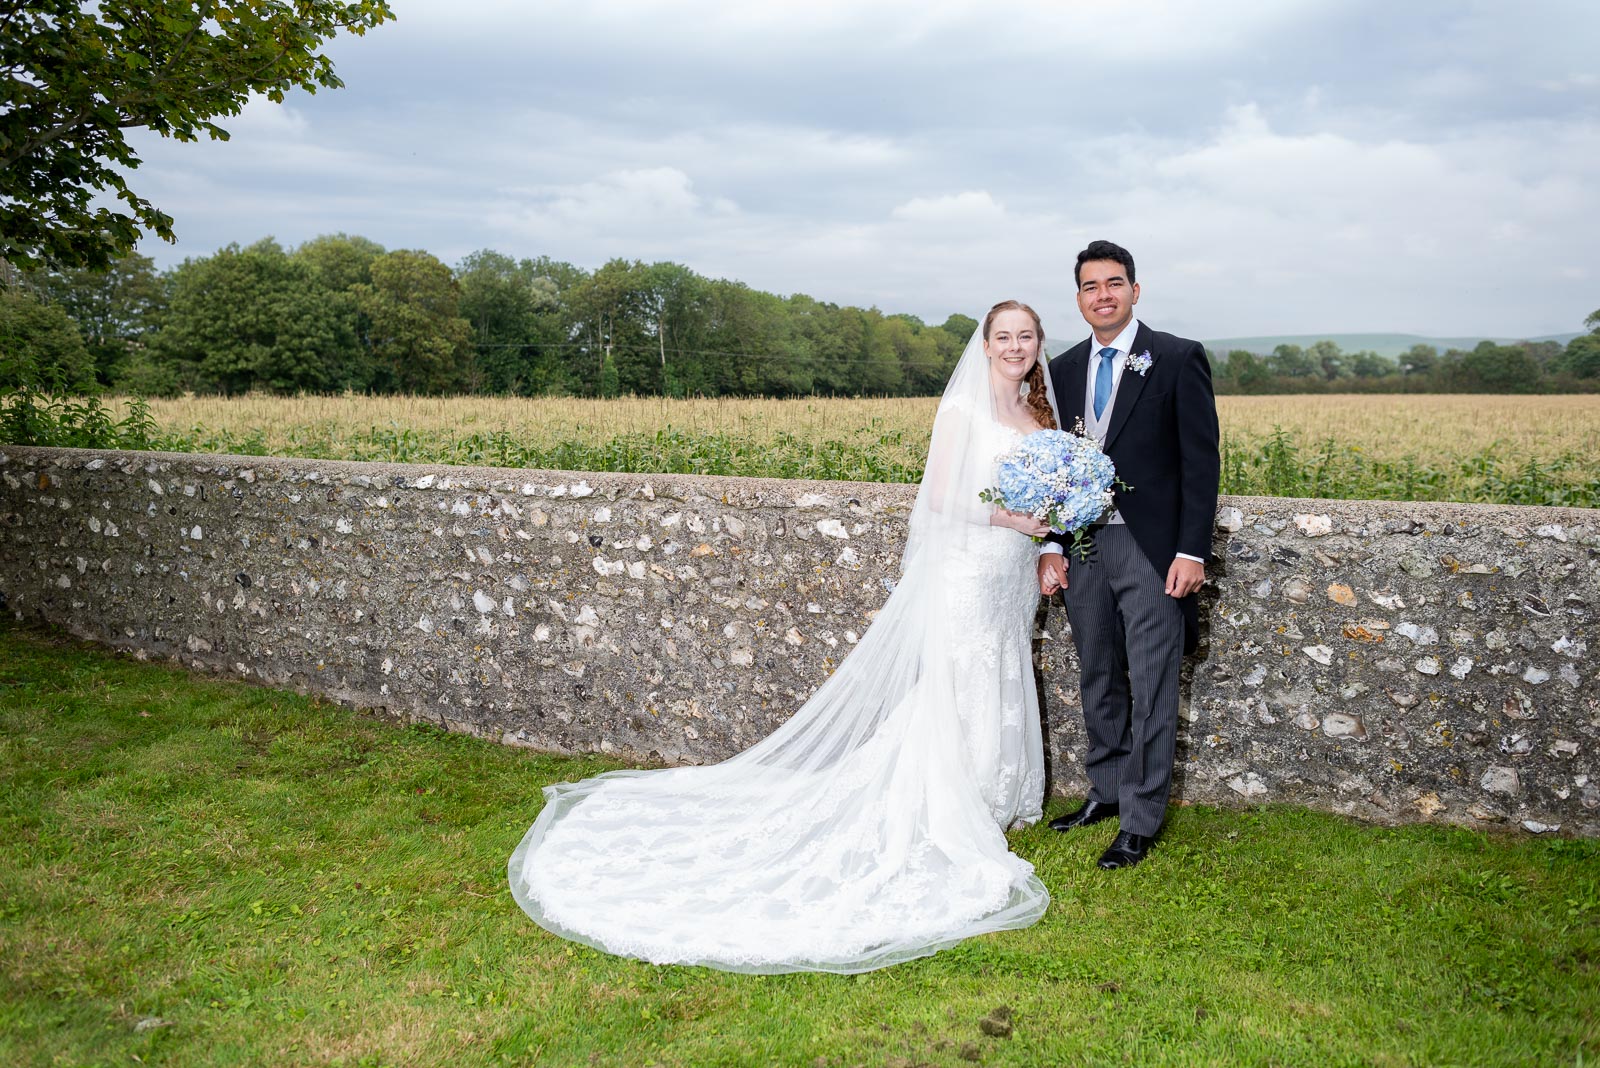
[1165,557,1205,598]
[1038,554,1068,595]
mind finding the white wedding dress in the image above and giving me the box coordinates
[508,327,1052,973]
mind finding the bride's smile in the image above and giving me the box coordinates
[984,308,1041,386]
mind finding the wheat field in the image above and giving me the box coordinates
[143,394,934,450]
[140,393,1600,456]
[1217,394,1600,459]
[125,393,1600,506]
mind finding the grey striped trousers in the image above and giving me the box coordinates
[1060,524,1185,837]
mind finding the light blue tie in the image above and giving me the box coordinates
[1092,346,1118,420]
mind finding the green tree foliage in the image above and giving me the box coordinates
[564,258,643,395]
[1268,343,1317,378]
[634,261,711,396]
[1548,310,1600,381]
[702,283,795,395]
[0,285,96,391]
[1520,340,1563,370]
[516,256,587,395]
[10,227,1595,398]
[113,349,183,398]
[1399,344,1438,376]
[597,351,620,399]
[522,255,588,296]
[853,310,908,395]
[1307,339,1346,380]
[786,294,856,395]
[1557,333,1600,379]
[1348,350,1397,378]
[0,0,394,270]
[295,233,385,293]
[1452,340,1541,393]
[1221,348,1273,393]
[155,239,360,394]
[352,250,472,394]
[879,313,951,396]
[1202,330,1600,394]
[940,313,978,343]
[584,260,698,396]
[291,233,386,387]
[21,250,163,384]
[456,249,557,395]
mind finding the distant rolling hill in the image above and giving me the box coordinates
[1044,331,1580,359]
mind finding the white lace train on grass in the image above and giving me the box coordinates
[508,327,1051,973]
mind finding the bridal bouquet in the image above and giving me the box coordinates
[980,426,1123,557]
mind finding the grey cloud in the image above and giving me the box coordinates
[121,0,1598,338]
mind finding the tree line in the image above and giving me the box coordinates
[1215,332,1600,394]
[2,235,1597,397]
[0,237,975,398]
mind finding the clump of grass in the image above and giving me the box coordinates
[2,623,1596,1066]
[169,424,926,484]
[1219,426,1597,506]
[0,389,165,450]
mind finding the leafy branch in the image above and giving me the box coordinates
[0,0,395,270]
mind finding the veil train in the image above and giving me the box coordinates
[508,320,1056,973]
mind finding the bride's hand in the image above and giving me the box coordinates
[992,508,1051,537]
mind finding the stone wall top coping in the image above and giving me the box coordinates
[0,444,912,511]
[3,445,1596,531]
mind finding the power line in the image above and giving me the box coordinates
[468,340,964,371]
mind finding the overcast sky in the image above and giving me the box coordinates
[123,0,1599,341]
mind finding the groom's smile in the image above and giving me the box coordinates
[1075,259,1140,341]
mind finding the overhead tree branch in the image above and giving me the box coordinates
[0,0,394,270]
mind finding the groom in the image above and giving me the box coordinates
[1038,240,1220,870]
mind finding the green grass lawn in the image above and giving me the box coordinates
[1,625,1595,1068]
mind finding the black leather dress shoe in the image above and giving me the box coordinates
[1047,799,1119,831]
[1097,831,1152,869]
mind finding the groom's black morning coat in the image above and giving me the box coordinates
[1048,321,1221,653]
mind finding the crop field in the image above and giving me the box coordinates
[127,393,1600,507]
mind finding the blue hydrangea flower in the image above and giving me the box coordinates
[980,428,1123,554]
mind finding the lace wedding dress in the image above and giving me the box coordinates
[508,326,1052,973]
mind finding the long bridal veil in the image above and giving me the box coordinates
[508,321,1054,973]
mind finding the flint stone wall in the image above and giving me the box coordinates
[2,444,1596,837]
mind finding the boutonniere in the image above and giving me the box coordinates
[1125,350,1153,376]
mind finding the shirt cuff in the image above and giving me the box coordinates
[1038,542,1064,557]
[1175,552,1205,563]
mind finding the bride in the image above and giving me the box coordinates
[509,301,1061,973]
